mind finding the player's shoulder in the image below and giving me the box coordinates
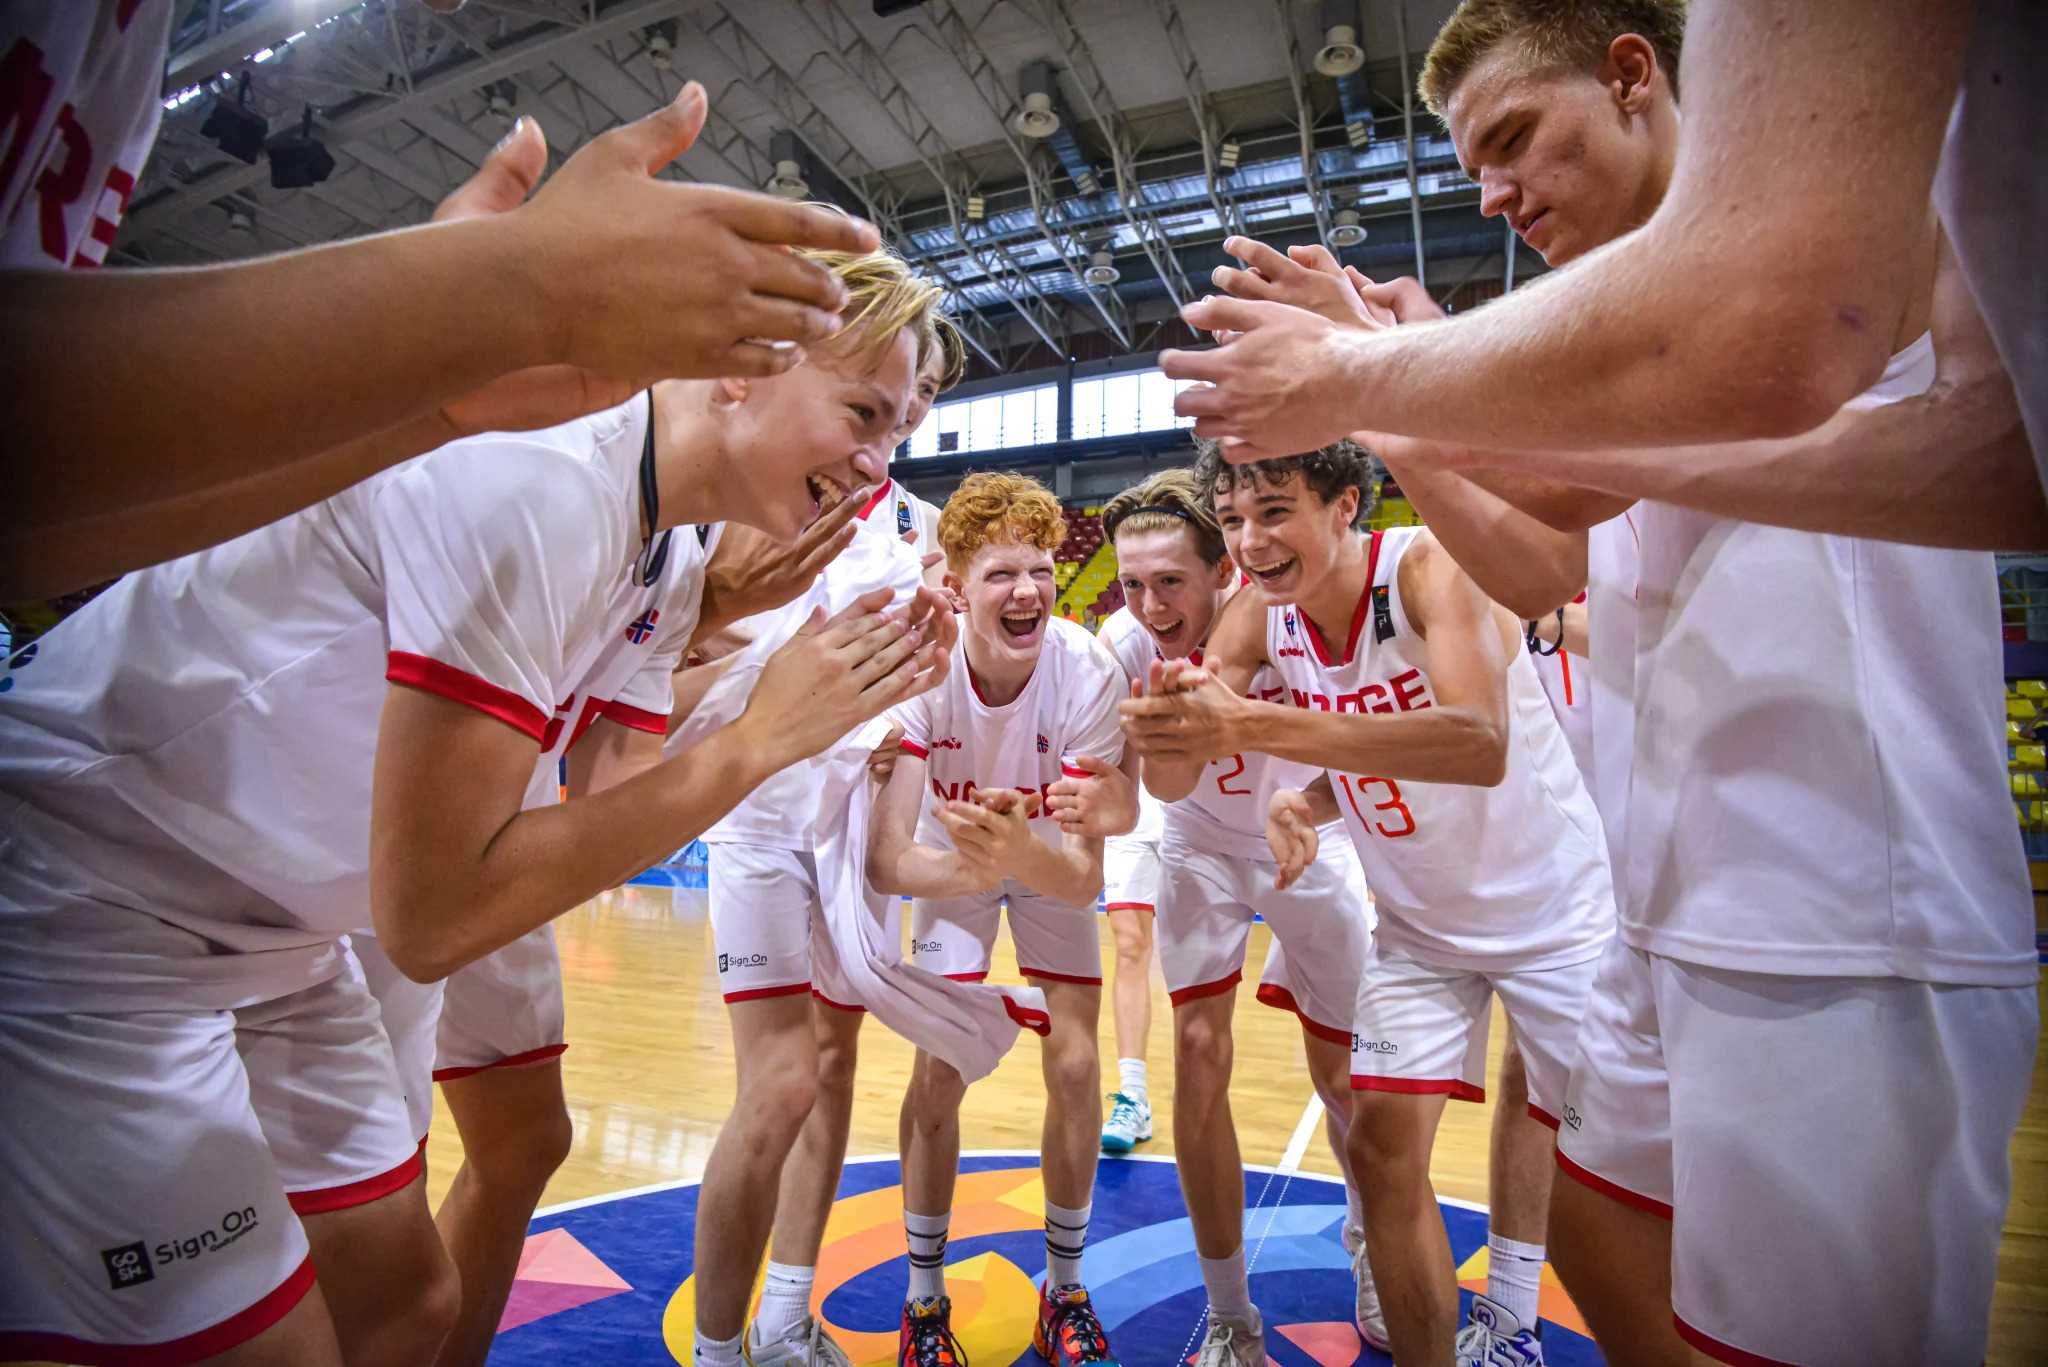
[377,403,637,548]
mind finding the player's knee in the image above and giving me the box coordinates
[816,1029,860,1096]
[1347,1099,1428,1185]
[757,1064,822,1142]
[475,1100,573,1190]
[363,1239,461,1367]
[1042,1035,1099,1096]
[906,1057,965,1121]
[1111,918,1152,964]
[1173,1012,1232,1085]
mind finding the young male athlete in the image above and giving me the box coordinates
[688,322,964,1367]
[1096,470,1373,1366]
[2,3,886,598]
[0,246,947,1364]
[1097,709,1161,1156]
[1123,442,1616,1367]
[869,473,1138,1367]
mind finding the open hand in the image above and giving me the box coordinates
[701,494,866,630]
[1163,297,1371,462]
[741,589,944,768]
[1117,658,1247,764]
[1046,753,1137,837]
[1266,788,1320,890]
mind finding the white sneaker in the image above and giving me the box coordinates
[1100,1091,1152,1153]
[1350,1237,1389,1351]
[1193,1309,1265,1367]
[744,1316,852,1367]
[1455,1293,1544,1366]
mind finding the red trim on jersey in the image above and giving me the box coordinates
[900,739,930,759]
[1002,992,1053,1036]
[1350,1074,1485,1103]
[856,479,895,521]
[0,1255,319,1366]
[1253,982,1351,1046]
[600,700,667,736]
[1020,966,1103,986]
[1557,649,1574,706]
[386,652,547,743]
[1303,532,1380,667]
[287,1148,423,1215]
[812,988,868,1014]
[1673,1316,1800,1367]
[432,1043,567,1083]
[1527,1102,1561,1131]
[940,970,989,983]
[1555,1148,1674,1220]
[1104,901,1155,913]
[722,982,812,1004]
[1168,969,1243,1007]
[1059,763,1092,779]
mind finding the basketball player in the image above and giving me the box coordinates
[2,2,883,598]
[1159,0,2044,548]
[868,473,1137,1367]
[0,246,946,1364]
[1095,470,1374,1365]
[1121,441,1615,1366]
[688,323,965,1367]
[1098,699,1161,1156]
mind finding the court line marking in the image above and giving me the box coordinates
[1278,1094,1324,1173]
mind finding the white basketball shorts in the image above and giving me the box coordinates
[1349,940,1601,1117]
[1156,831,1369,1045]
[910,881,1103,985]
[1555,938,2036,1365]
[1103,834,1161,915]
[707,841,862,1010]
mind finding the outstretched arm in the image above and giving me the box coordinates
[865,751,1000,899]
[0,83,878,597]
[1167,0,1968,454]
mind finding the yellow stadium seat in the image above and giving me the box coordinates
[2019,680,2048,699]
[2012,720,2026,742]
[2017,745,2047,772]
[2014,773,2045,798]
[2008,697,2037,721]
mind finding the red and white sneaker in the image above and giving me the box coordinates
[1033,1282,1121,1366]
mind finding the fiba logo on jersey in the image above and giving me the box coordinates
[896,499,914,536]
[1283,612,1298,636]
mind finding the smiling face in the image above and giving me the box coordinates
[894,346,948,445]
[955,541,1059,670]
[716,325,915,541]
[1210,468,1360,608]
[1115,526,1233,660]
[1444,35,1672,266]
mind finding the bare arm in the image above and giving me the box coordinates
[1374,452,1587,618]
[865,751,999,899]
[961,792,1106,907]
[1169,0,1968,453]
[565,717,666,798]
[1530,602,1591,660]
[0,85,878,596]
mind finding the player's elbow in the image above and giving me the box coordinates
[1459,716,1511,788]
[1690,284,1892,440]
[371,889,468,984]
[379,922,463,985]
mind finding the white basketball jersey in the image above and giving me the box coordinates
[1262,528,1614,970]
[870,479,944,558]
[0,397,712,1013]
[1528,597,1593,785]
[704,483,930,848]
[1,1,171,268]
[1099,602,1337,861]
[1584,511,1640,870]
[1627,333,2034,986]
[1094,609,1166,843]
[891,619,1125,860]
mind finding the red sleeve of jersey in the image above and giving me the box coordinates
[386,651,547,743]
[599,700,667,736]
[900,739,930,759]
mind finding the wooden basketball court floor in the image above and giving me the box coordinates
[420,885,2048,1364]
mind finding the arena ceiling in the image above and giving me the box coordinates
[122,0,1538,374]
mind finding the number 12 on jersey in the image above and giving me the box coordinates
[1338,773,1416,838]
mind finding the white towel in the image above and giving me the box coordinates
[673,530,1047,1081]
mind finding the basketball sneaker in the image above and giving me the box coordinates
[1099,1091,1152,1154]
[745,1315,852,1367]
[1455,1292,1545,1366]
[1033,1282,1121,1365]
[898,1296,965,1367]
[1193,1309,1265,1367]
[1350,1236,1389,1351]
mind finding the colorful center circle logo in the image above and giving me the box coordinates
[489,1153,1600,1365]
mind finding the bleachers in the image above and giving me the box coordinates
[2008,679,2048,855]
[1053,506,1105,595]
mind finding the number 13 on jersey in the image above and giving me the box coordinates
[1338,773,1416,838]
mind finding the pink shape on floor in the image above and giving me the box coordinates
[497,1229,633,1332]
[1274,1320,1366,1367]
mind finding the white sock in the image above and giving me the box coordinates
[1486,1232,1545,1328]
[1044,1199,1091,1288]
[1199,1245,1252,1321]
[753,1260,814,1343]
[1117,1057,1148,1099]
[1344,1182,1365,1250]
[905,1210,950,1302]
[694,1328,743,1367]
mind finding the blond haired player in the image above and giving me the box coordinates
[687,318,964,1367]
[1122,441,1615,1367]
[1096,469,1373,1367]
[1,4,889,600]
[869,473,1139,1367]
[0,244,947,1364]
